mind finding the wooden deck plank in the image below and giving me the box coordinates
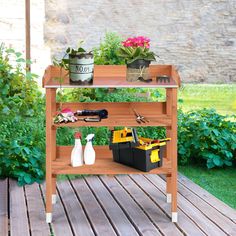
[130,175,206,236]
[100,175,162,236]
[84,176,139,236]
[115,175,183,236]
[177,181,236,235]
[25,184,51,236]
[57,180,95,236]
[178,173,236,222]
[41,182,73,236]
[146,174,227,236]
[70,178,117,236]
[9,179,30,236]
[0,179,8,236]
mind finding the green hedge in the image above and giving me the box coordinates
[178,109,236,168]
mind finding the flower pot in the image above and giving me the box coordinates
[69,53,94,85]
[126,59,151,82]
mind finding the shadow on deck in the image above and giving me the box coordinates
[0,174,236,236]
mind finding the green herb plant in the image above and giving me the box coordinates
[93,32,125,65]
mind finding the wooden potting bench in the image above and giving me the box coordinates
[42,65,180,223]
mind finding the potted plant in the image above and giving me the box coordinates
[54,41,94,85]
[117,36,156,82]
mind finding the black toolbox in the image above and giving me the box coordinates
[109,128,139,166]
[109,128,170,172]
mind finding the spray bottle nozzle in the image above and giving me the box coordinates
[85,134,95,142]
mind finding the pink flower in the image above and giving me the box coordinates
[122,36,152,48]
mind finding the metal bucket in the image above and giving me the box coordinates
[69,53,94,85]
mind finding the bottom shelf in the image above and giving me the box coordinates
[52,157,172,175]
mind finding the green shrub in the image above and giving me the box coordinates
[0,44,44,117]
[178,109,236,168]
[0,117,45,185]
[0,44,45,185]
[93,32,125,65]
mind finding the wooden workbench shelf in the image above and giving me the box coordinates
[53,145,172,175]
[43,65,180,223]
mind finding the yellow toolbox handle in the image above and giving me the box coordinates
[150,149,160,163]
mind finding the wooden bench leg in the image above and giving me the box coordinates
[171,171,178,222]
[166,174,172,203]
[46,174,53,223]
[52,174,57,204]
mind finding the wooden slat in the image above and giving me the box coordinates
[56,102,166,115]
[130,175,206,236]
[171,66,181,87]
[52,157,172,175]
[24,184,51,236]
[146,175,227,236]
[177,181,236,235]
[115,175,183,236]
[43,65,178,88]
[0,179,8,236]
[84,176,139,236]
[70,178,117,236]
[41,183,73,236]
[57,180,95,236]
[25,0,31,71]
[178,174,236,222]
[9,179,30,236]
[100,175,165,236]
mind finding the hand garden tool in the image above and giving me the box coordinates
[132,108,149,124]
[156,75,170,83]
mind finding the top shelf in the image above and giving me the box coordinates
[43,65,181,89]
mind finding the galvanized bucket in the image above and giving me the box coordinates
[69,53,94,84]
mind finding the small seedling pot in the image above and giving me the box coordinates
[69,53,94,85]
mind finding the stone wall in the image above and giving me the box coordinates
[44,0,236,83]
[0,0,235,83]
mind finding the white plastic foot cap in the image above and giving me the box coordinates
[52,194,57,204]
[172,212,178,222]
[46,213,52,223]
[167,193,172,203]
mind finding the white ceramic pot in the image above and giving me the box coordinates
[69,53,94,84]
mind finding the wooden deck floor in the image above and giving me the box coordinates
[1,174,236,236]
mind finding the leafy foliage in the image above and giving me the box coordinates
[0,44,44,185]
[178,109,236,168]
[0,44,43,117]
[53,40,92,71]
[117,46,156,64]
[0,117,45,186]
[93,32,125,65]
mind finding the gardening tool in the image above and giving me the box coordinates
[75,109,108,119]
[77,117,101,122]
[156,75,170,83]
[132,108,149,124]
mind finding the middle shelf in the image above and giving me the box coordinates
[53,101,171,127]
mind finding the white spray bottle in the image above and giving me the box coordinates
[71,132,83,167]
[84,134,95,165]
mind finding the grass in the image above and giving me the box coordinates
[178,165,236,209]
[178,84,236,115]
